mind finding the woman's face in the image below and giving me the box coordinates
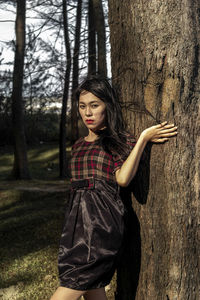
[79,91,106,132]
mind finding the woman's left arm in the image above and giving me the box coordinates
[115,121,177,187]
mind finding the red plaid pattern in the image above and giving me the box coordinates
[70,133,136,182]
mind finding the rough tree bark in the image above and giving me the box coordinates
[59,0,71,178]
[92,0,107,76]
[88,0,96,75]
[71,0,82,143]
[109,1,200,299]
[11,0,30,179]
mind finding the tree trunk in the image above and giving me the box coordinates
[11,0,30,179]
[88,0,96,75]
[109,1,200,299]
[59,0,72,178]
[71,0,82,143]
[92,0,107,76]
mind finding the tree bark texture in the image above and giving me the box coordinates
[88,0,96,75]
[109,1,200,299]
[11,0,30,179]
[71,0,82,143]
[92,0,107,76]
[59,0,71,178]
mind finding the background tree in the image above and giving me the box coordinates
[11,0,30,179]
[92,0,107,76]
[88,0,96,75]
[109,0,199,299]
[59,0,72,178]
[71,0,82,143]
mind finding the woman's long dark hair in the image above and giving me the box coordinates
[75,74,130,156]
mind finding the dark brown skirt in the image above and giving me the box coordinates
[58,178,125,290]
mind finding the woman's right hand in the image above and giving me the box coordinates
[140,121,178,143]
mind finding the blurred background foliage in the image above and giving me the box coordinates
[0,0,109,179]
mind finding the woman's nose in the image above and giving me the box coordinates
[85,106,92,116]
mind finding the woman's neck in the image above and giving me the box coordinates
[85,130,99,142]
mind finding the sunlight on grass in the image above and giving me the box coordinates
[0,154,14,163]
[0,190,20,208]
[0,143,71,180]
[0,166,13,172]
[0,152,14,178]
[0,189,66,300]
[29,147,59,162]
[1,247,59,300]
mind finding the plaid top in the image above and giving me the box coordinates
[70,133,136,183]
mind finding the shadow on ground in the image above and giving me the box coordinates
[0,186,69,291]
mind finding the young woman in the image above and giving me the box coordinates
[50,75,177,300]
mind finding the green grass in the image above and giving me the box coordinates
[0,144,70,299]
[0,188,69,299]
[0,142,71,180]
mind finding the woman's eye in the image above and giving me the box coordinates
[91,104,99,108]
[79,105,85,109]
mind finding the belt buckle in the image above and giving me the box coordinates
[87,177,95,189]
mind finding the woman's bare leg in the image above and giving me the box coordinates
[84,287,107,300]
[50,286,86,300]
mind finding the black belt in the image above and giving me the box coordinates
[71,177,95,189]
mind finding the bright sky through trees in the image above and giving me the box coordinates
[0,2,111,85]
[0,9,15,67]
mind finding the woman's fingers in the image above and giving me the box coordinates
[160,121,168,127]
[143,121,177,143]
[159,127,178,134]
[156,122,167,128]
[158,131,177,138]
[158,122,177,129]
[160,124,177,130]
[151,137,169,143]
[159,138,169,142]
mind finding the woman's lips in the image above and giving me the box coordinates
[85,119,94,124]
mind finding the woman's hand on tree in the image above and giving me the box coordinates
[140,121,178,143]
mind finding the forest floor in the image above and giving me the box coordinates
[0,144,116,300]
